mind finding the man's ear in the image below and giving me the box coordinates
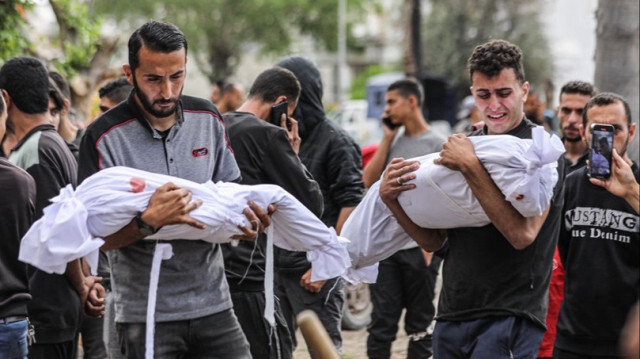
[123,64,134,86]
[521,81,530,102]
[628,122,637,143]
[274,95,287,105]
[2,89,11,109]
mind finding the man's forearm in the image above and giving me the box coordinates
[624,182,640,214]
[101,219,145,251]
[461,159,546,249]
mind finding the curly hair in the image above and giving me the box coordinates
[467,40,525,84]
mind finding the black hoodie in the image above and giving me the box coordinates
[275,56,364,272]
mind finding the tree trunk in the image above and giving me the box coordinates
[594,0,639,162]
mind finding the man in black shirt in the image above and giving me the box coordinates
[378,40,565,358]
[222,66,323,359]
[0,86,36,359]
[557,81,596,172]
[0,56,104,359]
[555,93,638,358]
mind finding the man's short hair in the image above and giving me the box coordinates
[128,21,188,72]
[49,71,71,101]
[48,78,66,112]
[387,78,424,107]
[99,77,133,103]
[248,67,300,103]
[0,56,49,114]
[559,81,596,100]
[583,92,632,127]
[468,39,525,84]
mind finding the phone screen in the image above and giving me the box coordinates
[270,101,290,130]
[589,124,614,178]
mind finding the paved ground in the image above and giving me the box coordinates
[293,324,410,359]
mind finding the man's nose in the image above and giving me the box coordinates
[160,79,172,99]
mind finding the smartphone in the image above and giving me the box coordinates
[270,101,291,130]
[588,123,614,179]
[382,117,398,130]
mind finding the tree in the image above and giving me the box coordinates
[0,0,34,61]
[1,0,116,121]
[91,0,368,84]
[594,0,639,162]
[421,0,553,100]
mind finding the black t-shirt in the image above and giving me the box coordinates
[555,164,639,356]
[8,124,81,343]
[0,159,36,318]
[437,118,566,329]
[220,112,323,288]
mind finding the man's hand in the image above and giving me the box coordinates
[282,113,301,153]
[379,158,419,205]
[85,282,106,317]
[435,134,480,173]
[300,268,326,293]
[232,201,277,241]
[141,182,205,230]
[590,148,639,214]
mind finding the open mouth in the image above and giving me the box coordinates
[486,113,506,121]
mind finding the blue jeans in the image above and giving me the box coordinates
[116,309,250,359]
[0,319,28,359]
[433,316,544,359]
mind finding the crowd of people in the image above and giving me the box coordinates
[0,19,637,359]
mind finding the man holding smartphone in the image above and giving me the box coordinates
[221,66,322,359]
[554,92,639,359]
[362,78,445,359]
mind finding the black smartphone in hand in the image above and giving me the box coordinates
[270,101,291,131]
[382,117,398,130]
[588,123,614,179]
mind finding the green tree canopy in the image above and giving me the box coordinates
[422,0,553,99]
[91,0,367,84]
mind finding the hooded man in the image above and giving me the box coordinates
[274,56,364,356]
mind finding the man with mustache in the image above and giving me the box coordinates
[557,81,597,172]
[78,21,269,358]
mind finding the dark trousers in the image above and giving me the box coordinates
[116,309,250,359]
[275,273,344,358]
[367,247,440,359]
[230,288,293,359]
[433,316,545,359]
[28,340,77,359]
[79,316,107,359]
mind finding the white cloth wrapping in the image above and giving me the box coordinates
[342,126,564,283]
[19,166,351,281]
[19,166,352,359]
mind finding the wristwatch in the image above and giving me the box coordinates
[135,212,158,237]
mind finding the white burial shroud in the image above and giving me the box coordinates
[19,166,351,359]
[19,166,349,280]
[342,126,565,283]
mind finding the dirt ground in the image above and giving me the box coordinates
[293,324,410,359]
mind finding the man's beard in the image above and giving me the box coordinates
[563,135,582,143]
[133,75,181,118]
